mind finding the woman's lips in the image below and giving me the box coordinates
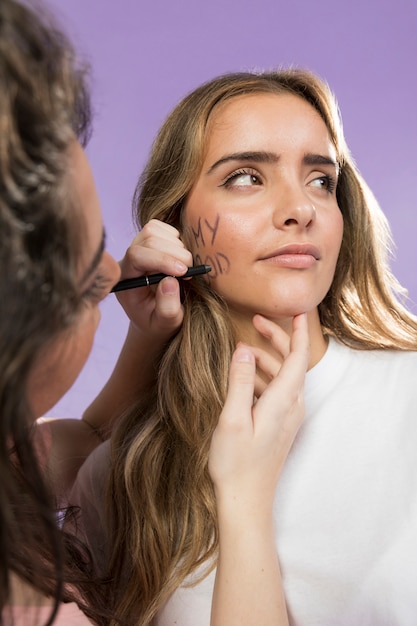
[260,244,321,269]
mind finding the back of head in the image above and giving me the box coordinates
[0,0,93,617]
[0,0,92,423]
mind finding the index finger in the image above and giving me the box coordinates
[255,313,309,415]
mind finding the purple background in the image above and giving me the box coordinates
[46,0,417,418]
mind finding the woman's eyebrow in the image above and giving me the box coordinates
[303,153,340,172]
[206,151,280,175]
[206,151,339,175]
[80,229,106,284]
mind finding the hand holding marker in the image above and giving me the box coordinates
[111,264,212,293]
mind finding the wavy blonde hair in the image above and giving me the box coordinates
[107,69,417,624]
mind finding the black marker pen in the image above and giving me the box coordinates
[111,264,211,293]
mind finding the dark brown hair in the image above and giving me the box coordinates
[0,1,105,624]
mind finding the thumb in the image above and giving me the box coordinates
[153,276,184,330]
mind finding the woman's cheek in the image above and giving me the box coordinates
[185,212,233,281]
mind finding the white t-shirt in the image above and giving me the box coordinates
[71,338,417,625]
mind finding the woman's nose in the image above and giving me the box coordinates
[104,251,121,288]
[272,186,316,230]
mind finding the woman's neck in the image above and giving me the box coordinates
[231,308,327,370]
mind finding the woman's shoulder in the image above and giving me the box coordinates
[5,602,93,625]
[66,441,112,577]
[70,439,111,505]
[308,336,417,399]
[79,438,111,473]
[328,335,417,367]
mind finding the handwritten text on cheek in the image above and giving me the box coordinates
[191,215,230,279]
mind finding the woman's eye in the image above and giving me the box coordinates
[82,273,112,304]
[233,174,260,187]
[222,169,262,188]
[309,175,336,193]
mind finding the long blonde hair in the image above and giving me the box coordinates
[107,69,417,624]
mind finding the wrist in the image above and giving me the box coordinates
[216,491,274,535]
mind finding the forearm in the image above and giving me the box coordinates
[82,222,190,437]
[35,324,165,500]
[212,506,289,626]
[209,318,308,626]
[82,322,164,437]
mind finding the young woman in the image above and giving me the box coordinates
[71,70,417,625]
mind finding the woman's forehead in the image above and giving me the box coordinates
[202,92,335,158]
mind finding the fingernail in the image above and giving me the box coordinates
[160,276,178,295]
[235,344,253,363]
[174,261,188,273]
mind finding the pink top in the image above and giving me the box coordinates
[4,602,93,625]
[5,420,94,625]
[33,417,53,471]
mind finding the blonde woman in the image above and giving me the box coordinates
[72,70,417,625]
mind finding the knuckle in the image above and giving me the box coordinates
[124,246,138,264]
[139,222,158,244]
